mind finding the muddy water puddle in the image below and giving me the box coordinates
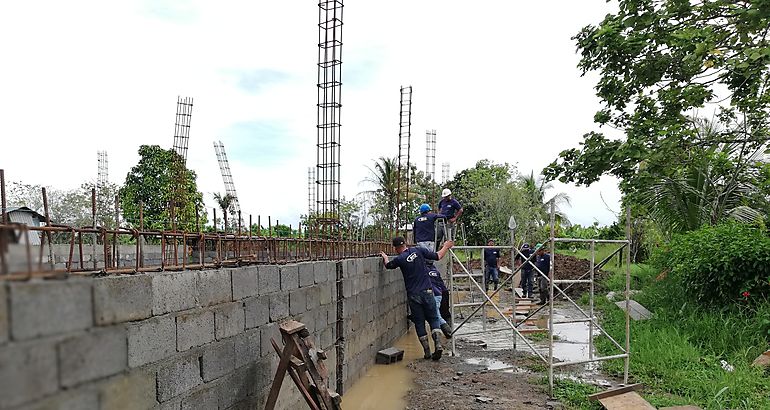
[342,328,422,410]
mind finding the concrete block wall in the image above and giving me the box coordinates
[0,257,407,410]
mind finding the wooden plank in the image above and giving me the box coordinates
[588,384,645,401]
[280,320,307,334]
[598,392,655,410]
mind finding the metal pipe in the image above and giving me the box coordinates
[548,200,555,398]
[624,206,631,384]
[551,354,629,368]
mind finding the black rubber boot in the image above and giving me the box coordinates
[431,330,443,360]
[440,323,453,339]
[419,335,432,359]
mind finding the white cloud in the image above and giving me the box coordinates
[0,0,622,231]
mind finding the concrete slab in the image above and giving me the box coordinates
[614,300,653,320]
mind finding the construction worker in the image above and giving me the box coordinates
[437,188,463,242]
[535,243,552,305]
[516,243,536,299]
[483,239,501,292]
[381,237,455,360]
[427,264,453,338]
[413,203,445,252]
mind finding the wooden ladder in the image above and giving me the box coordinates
[264,320,341,410]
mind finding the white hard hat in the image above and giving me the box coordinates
[441,188,452,197]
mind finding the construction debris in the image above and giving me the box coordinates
[376,347,404,365]
[752,349,770,369]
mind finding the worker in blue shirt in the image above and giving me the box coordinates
[515,243,536,299]
[381,237,455,360]
[483,239,501,292]
[535,243,552,305]
[413,203,445,251]
[427,264,453,338]
[437,189,463,242]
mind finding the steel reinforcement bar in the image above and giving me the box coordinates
[0,223,389,280]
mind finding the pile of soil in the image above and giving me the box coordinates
[452,253,609,297]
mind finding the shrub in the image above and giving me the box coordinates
[652,222,770,306]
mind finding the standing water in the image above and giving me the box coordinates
[342,328,423,409]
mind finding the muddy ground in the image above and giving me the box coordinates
[405,340,560,410]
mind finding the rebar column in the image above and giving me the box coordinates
[316,0,344,232]
[394,86,413,235]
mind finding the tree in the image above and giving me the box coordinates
[544,0,770,199]
[362,157,436,230]
[212,193,235,232]
[518,172,572,228]
[444,160,515,244]
[120,145,206,232]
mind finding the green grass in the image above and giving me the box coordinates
[551,379,602,410]
[592,265,770,409]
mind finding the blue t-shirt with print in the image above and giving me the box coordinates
[536,253,551,274]
[385,246,439,296]
[438,198,462,219]
[413,212,443,242]
[427,265,447,294]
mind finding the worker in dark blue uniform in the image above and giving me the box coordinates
[516,243,536,299]
[437,189,463,242]
[535,243,552,305]
[427,264,453,338]
[413,203,445,251]
[483,239,501,292]
[381,237,454,360]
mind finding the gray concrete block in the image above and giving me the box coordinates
[0,340,58,408]
[319,282,333,306]
[176,309,215,351]
[231,266,258,300]
[289,289,306,316]
[0,284,7,344]
[268,293,288,322]
[244,295,269,329]
[215,367,252,409]
[157,397,182,410]
[181,385,219,410]
[152,271,199,315]
[306,286,321,311]
[93,275,153,326]
[257,265,280,295]
[13,388,98,410]
[156,354,202,402]
[59,326,127,387]
[260,323,278,358]
[9,279,92,341]
[201,339,235,382]
[313,261,332,284]
[280,264,299,291]
[99,369,156,410]
[214,302,245,340]
[198,269,232,306]
[127,315,176,367]
[234,329,260,368]
[298,262,315,287]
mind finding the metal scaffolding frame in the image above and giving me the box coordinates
[446,203,632,397]
[213,140,241,215]
[394,86,412,235]
[425,129,436,181]
[316,0,344,229]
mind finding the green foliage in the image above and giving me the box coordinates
[119,145,206,231]
[652,222,770,306]
[551,379,601,410]
[595,274,770,409]
[544,0,770,205]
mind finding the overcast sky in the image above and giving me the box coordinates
[0,0,624,229]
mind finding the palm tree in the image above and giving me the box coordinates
[519,171,572,227]
[212,193,235,232]
[636,142,765,234]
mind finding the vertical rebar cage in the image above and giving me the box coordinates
[214,140,241,215]
[170,96,193,231]
[425,130,436,181]
[441,162,451,184]
[316,0,343,230]
[395,86,412,235]
[308,167,317,216]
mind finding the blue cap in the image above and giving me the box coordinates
[419,204,431,213]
